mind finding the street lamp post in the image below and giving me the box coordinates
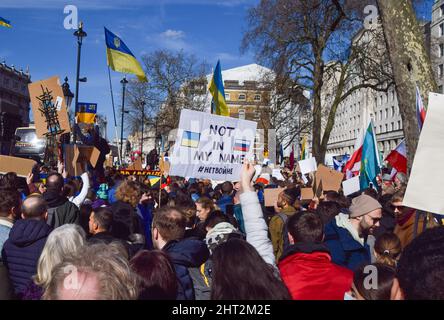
[120,77,129,163]
[140,100,146,157]
[73,22,87,143]
[61,77,74,147]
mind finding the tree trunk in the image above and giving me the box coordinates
[311,58,324,165]
[376,0,437,174]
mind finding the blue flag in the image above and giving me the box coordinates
[360,121,380,190]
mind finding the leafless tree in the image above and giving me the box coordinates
[242,0,394,164]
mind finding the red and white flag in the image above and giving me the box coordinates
[385,139,407,174]
[343,125,365,179]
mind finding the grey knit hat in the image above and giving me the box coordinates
[349,194,382,218]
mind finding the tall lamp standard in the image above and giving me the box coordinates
[120,77,129,163]
[73,21,87,143]
[61,77,74,146]
[140,100,146,157]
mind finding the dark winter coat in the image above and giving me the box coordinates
[43,190,80,228]
[324,219,370,271]
[109,201,144,242]
[163,238,209,300]
[1,219,52,296]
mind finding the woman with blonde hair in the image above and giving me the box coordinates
[109,180,145,249]
[22,224,86,300]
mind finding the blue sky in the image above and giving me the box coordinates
[0,0,259,140]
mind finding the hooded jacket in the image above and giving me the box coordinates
[278,242,353,300]
[163,238,209,300]
[1,219,52,295]
[324,213,370,271]
[269,206,297,262]
[43,190,80,228]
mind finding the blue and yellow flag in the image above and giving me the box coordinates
[0,17,11,28]
[209,60,229,116]
[104,27,147,82]
[76,102,97,124]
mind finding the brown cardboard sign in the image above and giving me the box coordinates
[264,188,284,207]
[28,76,71,138]
[64,145,101,176]
[300,188,314,201]
[128,157,143,170]
[315,164,344,193]
[0,156,37,178]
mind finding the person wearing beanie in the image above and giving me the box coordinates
[324,194,382,270]
[269,188,298,261]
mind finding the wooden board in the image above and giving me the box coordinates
[264,188,284,207]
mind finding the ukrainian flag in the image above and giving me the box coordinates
[209,60,229,116]
[181,131,200,148]
[76,102,97,124]
[0,17,11,28]
[104,27,147,82]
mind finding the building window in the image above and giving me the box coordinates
[398,120,402,129]
[385,108,388,119]
[238,109,245,120]
[391,122,394,131]
[379,95,383,105]
[439,85,443,93]
[391,90,395,101]
[441,4,444,17]
[391,106,395,117]
[440,23,444,37]
[238,93,246,100]
[440,43,444,57]
[385,124,388,132]
[254,94,261,101]
[439,64,444,78]
[379,110,383,121]
[379,125,382,133]
[225,93,230,101]
[358,102,360,111]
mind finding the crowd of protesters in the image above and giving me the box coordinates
[0,156,443,300]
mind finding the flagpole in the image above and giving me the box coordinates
[107,66,122,165]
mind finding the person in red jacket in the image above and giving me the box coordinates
[278,211,353,300]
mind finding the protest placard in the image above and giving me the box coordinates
[403,93,444,214]
[0,156,36,178]
[64,145,100,177]
[315,164,344,192]
[169,109,257,181]
[264,188,284,207]
[298,157,317,175]
[28,76,71,138]
[342,176,361,196]
[272,169,285,181]
[300,188,314,201]
[118,170,162,177]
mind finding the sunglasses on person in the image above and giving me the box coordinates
[391,204,405,211]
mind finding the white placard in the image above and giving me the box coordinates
[403,93,444,215]
[169,109,257,181]
[342,176,361,196]
[272,169,285,181]
[298,157,318,175]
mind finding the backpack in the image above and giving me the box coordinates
[277,213,291,253]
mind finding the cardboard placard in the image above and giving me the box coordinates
[315,164,344,192]
[128,157,143,170]
[0,156,37,178]
[28,76,71,138]
[298,157,318,175]
[300,188,314,201]
[264,188,284,207]
[271,169,285,181]
[342,176,361,196]
[404,93,444,214]
[64,145,101,177]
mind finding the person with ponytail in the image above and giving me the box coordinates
[374,233,402,267]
